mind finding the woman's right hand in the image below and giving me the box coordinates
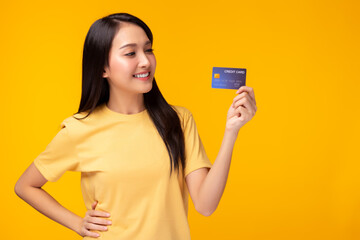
[77,200,112,238]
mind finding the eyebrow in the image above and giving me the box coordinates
[119,40,151,49]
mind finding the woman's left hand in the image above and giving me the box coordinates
[226,86,257,134]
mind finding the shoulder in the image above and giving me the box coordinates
[170,105,193,119]
[60,107,94,128]
[60,114,83,128]
[57,112,88,141]
[54,105,107,144]
[170,105,195,130]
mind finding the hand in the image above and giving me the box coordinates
[226,86,257,134]
[77,201,112,238]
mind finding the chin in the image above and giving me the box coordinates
[141,82,153,93]
[144,86,153,93]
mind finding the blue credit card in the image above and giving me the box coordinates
[212,67,246,89]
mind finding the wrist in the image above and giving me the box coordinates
[73,215,84,236]
[224,128,238,142]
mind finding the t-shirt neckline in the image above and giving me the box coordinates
[101,103,148,120]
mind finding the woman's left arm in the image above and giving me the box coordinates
[186,86,257,216]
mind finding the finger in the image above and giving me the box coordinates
[234,94,256,113]
[85,222,109,231]
[237,88,255,105]
[235,105,247,118]
[236,105,249,120]
[89,210,111,218]
[92,201,98,210]
[235,97,254,115]
[232,92,248,107]
[84,228,100,238]
[88,216,112,226]
[236,91,256,111]
[236,86,256,104]
[233,96,250,109]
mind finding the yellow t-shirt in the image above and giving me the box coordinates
[33,103,213,240]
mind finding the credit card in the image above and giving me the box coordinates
[212,67,246,89]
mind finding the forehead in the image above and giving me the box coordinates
[112,22,150,47]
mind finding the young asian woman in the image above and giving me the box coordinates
[14,12,257,240]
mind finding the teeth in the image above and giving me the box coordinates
[134,72,150,78]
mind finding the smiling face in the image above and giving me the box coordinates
[103,22,156,95]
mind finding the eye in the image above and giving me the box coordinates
[125,49,154,56]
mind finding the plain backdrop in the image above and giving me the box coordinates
[3,0,360,239]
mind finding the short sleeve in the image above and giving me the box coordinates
[183,110,213,177]
[33,120,79,182]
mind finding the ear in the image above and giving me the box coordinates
[102,69,108,78]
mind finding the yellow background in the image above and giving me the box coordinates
[3,0,360,239]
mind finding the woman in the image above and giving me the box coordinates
[14,12,257,239]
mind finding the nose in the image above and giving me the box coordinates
[138,51,151,68]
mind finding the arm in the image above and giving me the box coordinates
[14,162,83,235]
[186,130,237,216]
[186,86,257,216]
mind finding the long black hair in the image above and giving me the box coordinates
[72,13,185,179]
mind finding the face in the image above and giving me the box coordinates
[103,22,156,95]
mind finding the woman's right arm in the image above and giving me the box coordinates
[14,162,111,238]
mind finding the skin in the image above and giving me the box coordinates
[14,21,257,238]
[186,86,257,216]
[103,22,156,114]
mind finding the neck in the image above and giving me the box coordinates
[107,88,145,115]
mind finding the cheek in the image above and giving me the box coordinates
[109,57,134,75]
[151,56,157,68]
